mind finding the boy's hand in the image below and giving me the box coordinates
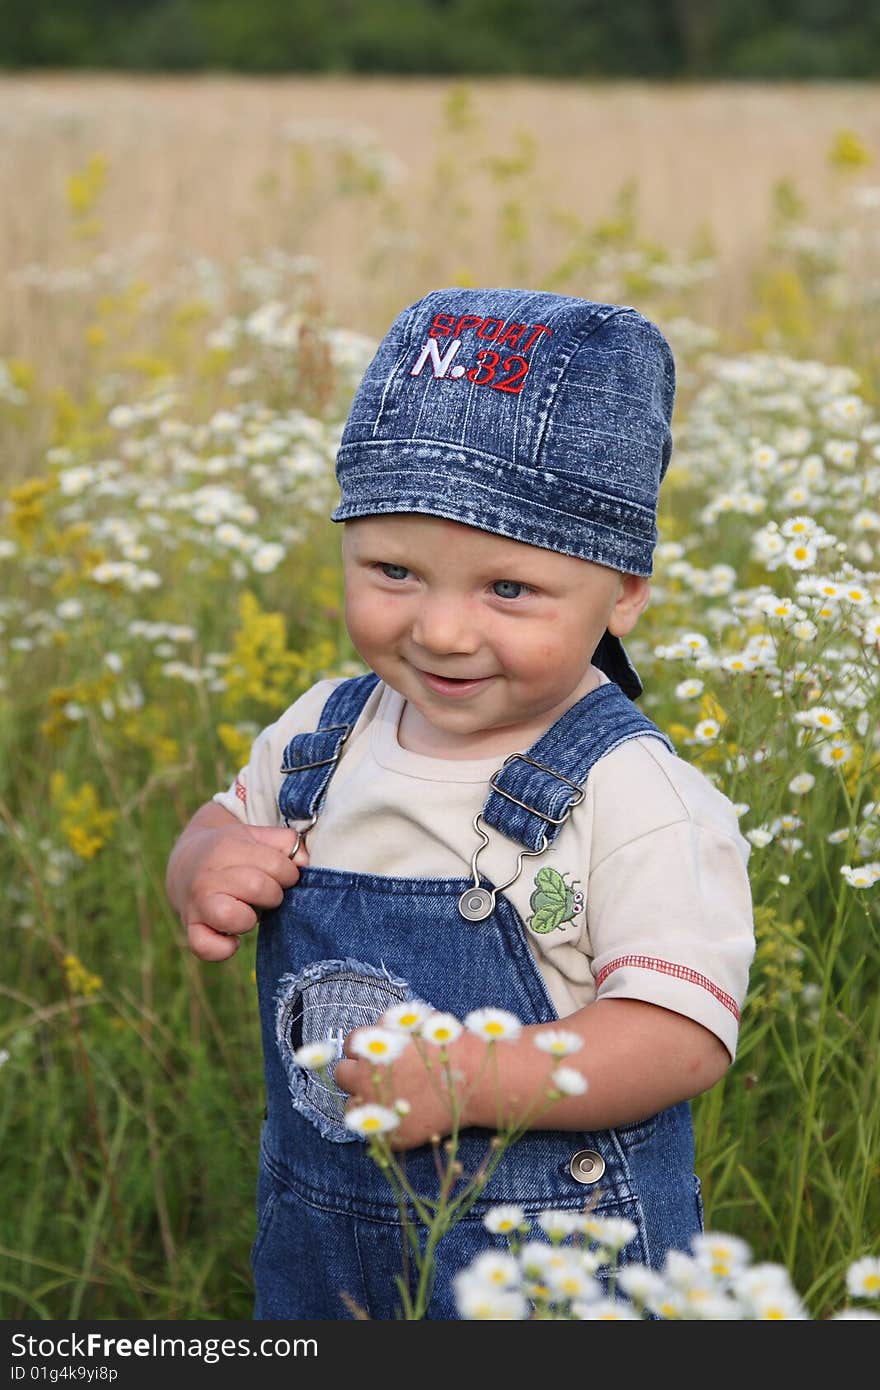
[335,1028,480,1151]
[167,805,309,962]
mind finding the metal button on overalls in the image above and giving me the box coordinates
[569,1149,606,1185]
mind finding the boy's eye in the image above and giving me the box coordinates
[492,579,529,599]
[379,563,410,581]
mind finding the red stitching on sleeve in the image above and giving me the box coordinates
[234,777,247,805]
[594,955,740,1020]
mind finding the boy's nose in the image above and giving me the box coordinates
[410,595,479,655]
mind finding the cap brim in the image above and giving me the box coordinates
[592,631,643,701]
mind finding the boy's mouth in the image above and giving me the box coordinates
[415,669,494,698]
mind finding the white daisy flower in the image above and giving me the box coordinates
[694,719,721,743]
[292,1040,336,1070]
[817,740,853,768]
[617,1265,667,1307]
[251,542,286,573]
[343,1103,399,1137]
[679,631,710,652]
[520,1241,566,1279]
[209,409,240,434]
[756,594,797,620]
[842,584,870,604]
[382,999,433,1033]
[748,1287,809,1319]
[846,1255,880,1299]
[752,444,778,470]
[580,1215,638,1251]
[537,1210,581,1239]
[746,827,775,847]
[467,1250,521,1288]
[420,1012,463,1046]
[781,515,818,537]
[732,1262,796,1308]
[788,772,816,794]
[349,1027,409,1066]
[691,1231,752,1278]
[108,405,136,429]
[483,1204,526,1236]
[689,1293,745,1320]
[831,1308,880,1319]
[551,1066,589,1096]
[840,862,880,889]
[533,1028,584,1058]
[575,1297,640,1320]
[464,1007,522,1042]
[753,529,787,560]
[785,539,817,570]
[545,1261,599,1302]
[815,579,842,600]
[454,1274,528,1321]
[721,653,759,673]
[663,1249,709,1290]
[795,705,842,733]
[648,1291,690,1319]
[56,599,84,620]
[675,678,704,698]
[825,439,858,466]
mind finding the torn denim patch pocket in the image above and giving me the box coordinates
[275,957,413,1144]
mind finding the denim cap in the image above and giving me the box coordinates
[332,287,676,701]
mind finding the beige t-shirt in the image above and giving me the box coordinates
[215,671,755,1059]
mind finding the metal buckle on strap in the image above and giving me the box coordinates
[488,752,586,826]
[280,723,353,774]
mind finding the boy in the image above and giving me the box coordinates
[166,289,755,1319]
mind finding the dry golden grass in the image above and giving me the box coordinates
[3,75,879,338]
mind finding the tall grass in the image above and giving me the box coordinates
[0,80,878,1319]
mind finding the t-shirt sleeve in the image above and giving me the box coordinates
[212,679,343,827]
[588,817,754,1060]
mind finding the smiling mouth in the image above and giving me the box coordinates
[415,669,494,696]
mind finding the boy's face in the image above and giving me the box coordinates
[342,515,650,754]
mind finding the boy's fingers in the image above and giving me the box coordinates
[186,920,241,962]
[196,890,259,937]
[248,825,310,863]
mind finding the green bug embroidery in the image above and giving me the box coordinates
[527,867,585,935]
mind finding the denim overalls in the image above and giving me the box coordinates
[253,674,703,1320]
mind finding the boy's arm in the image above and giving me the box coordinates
[166,801,305,962]
[461,997,730,1132]
[337,996,729,1149]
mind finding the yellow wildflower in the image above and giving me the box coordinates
[66,153,108,218]
[698,691,728,728]
[750,906,805,1014]
[63,952,103,996]
[217,722,257,768]
[50,772,118,860]
[222,592,309,714]
[828,130,871,171]
[7,476,56,541]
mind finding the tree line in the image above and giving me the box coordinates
[2,0,878,78]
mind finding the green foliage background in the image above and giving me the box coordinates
[2,0,880,79]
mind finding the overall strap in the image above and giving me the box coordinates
[277,673,380,824]
[481,682,676,852]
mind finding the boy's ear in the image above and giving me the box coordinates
[608,575,651,637]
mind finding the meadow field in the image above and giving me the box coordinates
[1,75,879,1320]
